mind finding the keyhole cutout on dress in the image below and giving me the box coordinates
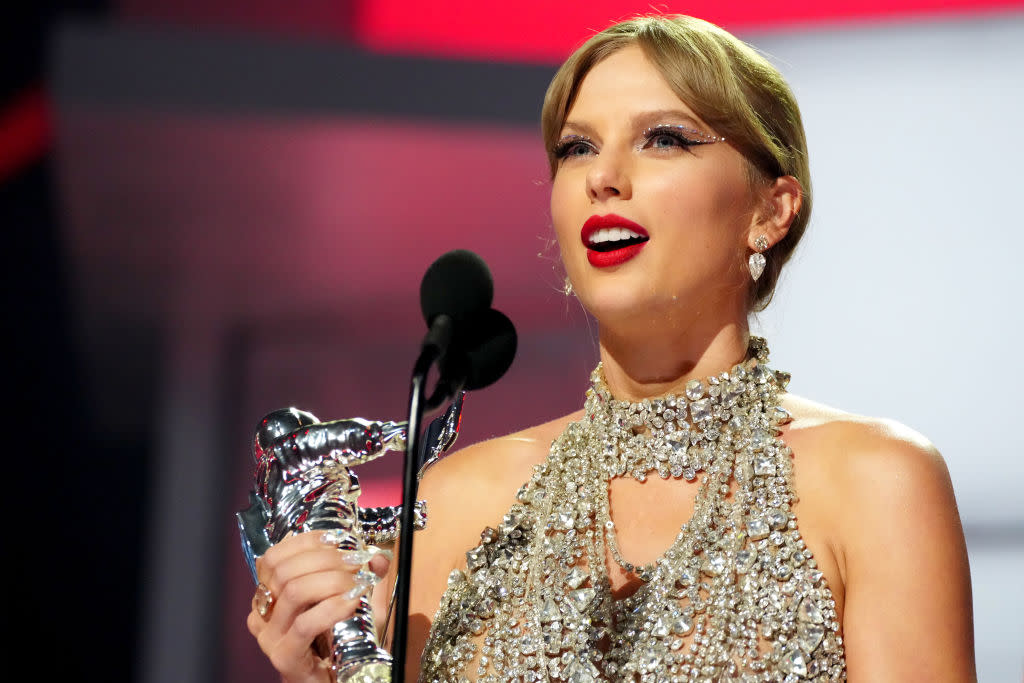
[605,474,703,595]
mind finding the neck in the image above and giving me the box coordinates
[597,319,749,402]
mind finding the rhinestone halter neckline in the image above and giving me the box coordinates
[421,338,847,682]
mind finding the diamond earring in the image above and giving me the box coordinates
[748,235,769,282]
[563,276,574,296]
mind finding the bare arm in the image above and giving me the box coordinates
[838,423,975,681]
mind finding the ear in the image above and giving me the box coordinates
[747,175,803,251]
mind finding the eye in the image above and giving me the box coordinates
[640,125,723,151]
[553,135,596,161]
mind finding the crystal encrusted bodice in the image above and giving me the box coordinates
[421,339,846,682]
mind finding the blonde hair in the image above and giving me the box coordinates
[541,15,811,311]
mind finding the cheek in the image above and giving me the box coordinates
[657,169,751,245]
[549,177,578,252]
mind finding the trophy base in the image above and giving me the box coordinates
[335,659,392,683]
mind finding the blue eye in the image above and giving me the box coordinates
[553,136,595,161]
[649,132,686,148]
[641,125,724,151]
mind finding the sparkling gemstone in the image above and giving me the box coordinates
[568,587,597,613]
[772,563,792,580]
[768,509,789,530]
[702,552,727,576]
[556,511,575,530]
[736,460,754,482]
[679,566,698,586]
[735,549,757,573]
[753,455,776,476]
[778,644,808,677]
[798,597,825,624]
[752,363,771,384]
[723,380,745,403]
[566,567,588,589]
[564,659,599,683]
[691,398,712,422]
[672,614,694,635]
[466,546,487,571]
[685,379,705,400]
[640,648,661,672]
[539,597,561,622]
[797,623,825,653]
[746,518,770,540]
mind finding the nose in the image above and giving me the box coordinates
[586,149,632,202]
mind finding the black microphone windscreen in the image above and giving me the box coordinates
[459,308,517,391]
[420,250,494,324]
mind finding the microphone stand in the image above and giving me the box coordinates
[391,316,458,682]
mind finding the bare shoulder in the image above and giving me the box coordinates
[418,409,583,502]
[781,393,953,498]
[414,410,582,561]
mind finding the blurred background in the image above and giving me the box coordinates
[5,0,1022,681]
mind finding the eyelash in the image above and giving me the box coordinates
[552,125,718,161]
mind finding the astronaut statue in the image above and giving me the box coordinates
[237,398,462,683]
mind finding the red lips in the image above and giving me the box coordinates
[580,214,650,268]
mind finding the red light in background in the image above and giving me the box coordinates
[353,0,1024,62]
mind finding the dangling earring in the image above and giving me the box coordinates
[563,276,574,296]
[748,235,769,282]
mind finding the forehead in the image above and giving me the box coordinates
[565,45,701,128]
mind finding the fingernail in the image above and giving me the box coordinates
[320,530,348,545]
[339,549,376,566]
[354,569,381,587]
[343,583,371,600]
[366,545,393,561]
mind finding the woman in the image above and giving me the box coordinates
[248,15,975,682]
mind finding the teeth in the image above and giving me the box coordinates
[588,227,644,245]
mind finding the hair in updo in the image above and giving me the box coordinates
[541,15,811,311]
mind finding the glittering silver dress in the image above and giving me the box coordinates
[421,340,847,682]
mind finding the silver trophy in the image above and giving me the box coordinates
[237,396,463,682]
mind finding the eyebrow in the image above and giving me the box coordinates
[559,109,710,139]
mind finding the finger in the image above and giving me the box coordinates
[367,552,392,579]
[258,593,365,682]
[263,545,364,598]
[259,531,369,589]
[257,530,341,576]
[276,593,368,663]
[268,569,361,633]
[247,607,266,638]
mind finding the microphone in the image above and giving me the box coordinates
[418,250,516,402]
[442,307,517,391]
[392,250,516,681]
[420,249,493,326]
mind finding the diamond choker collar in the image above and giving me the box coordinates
[587,336,791,482]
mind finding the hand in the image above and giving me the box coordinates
[246,530,391,683]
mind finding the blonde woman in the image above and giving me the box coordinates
[248,15,975,682]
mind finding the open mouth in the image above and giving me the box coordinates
[586,227,650,252]
[580,215,650,267]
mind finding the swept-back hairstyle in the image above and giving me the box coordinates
[541,15,811,310]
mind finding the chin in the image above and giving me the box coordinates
[579,287,678,328]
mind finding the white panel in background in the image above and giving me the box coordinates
[745,16,1024,681]
[746,16,1024,528]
